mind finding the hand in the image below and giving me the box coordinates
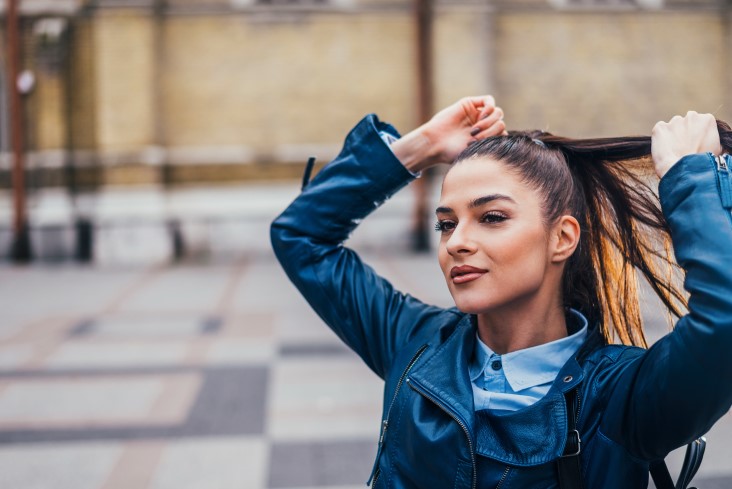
[424,95,507,163]
[392,95,506,173]
[651,111,722,178]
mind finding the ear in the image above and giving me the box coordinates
[549,215,580,264]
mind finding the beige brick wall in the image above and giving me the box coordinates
[433,10,493,112]
[494,12,731,137]
[34,72,66,151]
[69,18,98,151]
[92,10,156,152]
[6,3,732,185]
[161,13,417,155]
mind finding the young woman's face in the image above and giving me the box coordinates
[436,157,556,314]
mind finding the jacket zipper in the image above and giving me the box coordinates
[407,378,477,489]
[714,154,732,209]
[367,344,429,486]
[371,468,380,487]
[495,466,511,489]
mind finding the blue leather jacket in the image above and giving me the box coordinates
[271,115,732,488]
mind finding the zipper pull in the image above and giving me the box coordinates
[379,420,388,445]
[367,420,389,486]
[715,154,732,209]
[716,154,728,172]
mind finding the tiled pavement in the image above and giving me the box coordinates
[0,247,450,489]
[1,248,732,488]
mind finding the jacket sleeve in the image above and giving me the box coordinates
[270,115,456,379]
[602,153,732,460]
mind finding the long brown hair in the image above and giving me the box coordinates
[454,121,732,356]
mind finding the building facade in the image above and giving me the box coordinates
[0,0,730,187]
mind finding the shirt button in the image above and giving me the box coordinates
[491,359,502,371]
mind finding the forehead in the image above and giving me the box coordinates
[439,157,537,208]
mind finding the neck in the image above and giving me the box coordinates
[476,295,568,355]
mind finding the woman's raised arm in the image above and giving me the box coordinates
[392,95,506,172]
[602,112,732,460]
[270,97,505,379]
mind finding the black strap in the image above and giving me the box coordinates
[557,388,584,489]
[650,459,675,489]
[301,156,316,190]
[558,387,706,489]
[677,437,706,489]
[651,436,706,489]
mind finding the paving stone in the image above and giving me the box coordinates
[0,345,35,370]
[0,442,123,489]
[0,366,266,444]
[204,339,276,365]
[267,358,382,441]
[84,316,204,338]
[279,342,352,358]
[43,343,191,370]
[268,439,375,488]
[180,366,268,437]
[0,377,164,426]
[115,266,233,313]
[149,438,267,489]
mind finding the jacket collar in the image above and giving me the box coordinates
[469,309,588,392]
[408,313,586,466]
[408,315,477,433]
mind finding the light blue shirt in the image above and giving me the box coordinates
[469,309,588,412]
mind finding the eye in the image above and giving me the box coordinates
[480,211,508,224]
[435,220,456,233]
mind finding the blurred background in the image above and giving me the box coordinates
[0,0,731,488]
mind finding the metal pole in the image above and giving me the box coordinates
[410,0,434,252]
[62,19,94,262]
[415,0,433,125]
[7,0,32,262]
[152,0,184,261]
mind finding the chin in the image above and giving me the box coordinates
[450,295,494,315]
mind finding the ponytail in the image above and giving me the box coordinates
[455,121,732,354]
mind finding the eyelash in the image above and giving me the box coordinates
[434,220,455,233]
[434,212,508,233]
[481,211,508,224]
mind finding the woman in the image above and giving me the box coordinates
[271,96,732,488]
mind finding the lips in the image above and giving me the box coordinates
[450,265,488,284]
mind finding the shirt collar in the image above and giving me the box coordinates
[469,309,588,392]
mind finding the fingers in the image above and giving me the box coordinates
[651,110,721,178]
[470,106,505,138]
[464,95,495,110]
[476,95,496,120]
[656,111,720,153]
[658,111,713,130]
[460,95,497,121]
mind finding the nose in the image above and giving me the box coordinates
[445,222,477,257]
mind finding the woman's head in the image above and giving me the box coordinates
[453,133,586,225]
[436,138,582,321]
[438,122,732,353]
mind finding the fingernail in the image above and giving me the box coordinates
[470,127,480,136]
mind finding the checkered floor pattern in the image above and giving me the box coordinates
[0,252,731,488]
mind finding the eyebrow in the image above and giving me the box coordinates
[435,194,516,214]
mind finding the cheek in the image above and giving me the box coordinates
[437,244,450,277]
[496,229,549,269]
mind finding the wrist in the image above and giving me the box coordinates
[391,124,442,173]
[654,160,674,179]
